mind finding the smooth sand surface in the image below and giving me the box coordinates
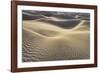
[22,20,90,62]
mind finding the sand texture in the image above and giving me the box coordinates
[22,11,90,62]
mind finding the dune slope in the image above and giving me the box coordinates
[22,20,90,62]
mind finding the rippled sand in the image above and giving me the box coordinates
[22,20,90,62]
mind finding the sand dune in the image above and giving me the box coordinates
[38,17,81,29]
[22,20,90,62]
[22,12,47,20]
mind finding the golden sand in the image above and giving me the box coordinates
[22,20,90,62]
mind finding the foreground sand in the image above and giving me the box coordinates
[22,20,90,62]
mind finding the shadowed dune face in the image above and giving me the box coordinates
[22,11,90,62]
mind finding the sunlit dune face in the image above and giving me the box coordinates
[22,11,90,62]
[23,20,89,37]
